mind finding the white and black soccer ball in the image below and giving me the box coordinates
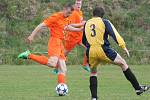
[55,83,68,96]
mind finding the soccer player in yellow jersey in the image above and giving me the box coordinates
[81,7,150,100]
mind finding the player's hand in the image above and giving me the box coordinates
[82,20,86,25]
[79,27,84,31]
[27,35,34,44]
[123,47,130,57]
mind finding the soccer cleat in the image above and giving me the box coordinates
[82,65,91,72]
[91,98,97,100]
[136,85,150,95]
[52,68,58,74]
[18,50,31,59]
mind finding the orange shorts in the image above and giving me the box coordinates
[64,36,82,52]
[48,37,65,60]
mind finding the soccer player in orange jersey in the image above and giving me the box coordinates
[52,0,90,74]
[66,0,90,71]
[18,4,80,85]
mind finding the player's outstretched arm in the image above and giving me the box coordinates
[104,19,130,57]
[68,21,85,27]
[64,23,83,32]
[27,22,47,43]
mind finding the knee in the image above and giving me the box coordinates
[47,58,58,67]
[117,58,127,66]
[117,59,129,70]
[121,59,128,67]
[47,63,57,68]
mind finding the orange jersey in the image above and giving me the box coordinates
[64,10,83,52]
[43,12,67,40]
[43,12,68,59]
[66,10,83,39]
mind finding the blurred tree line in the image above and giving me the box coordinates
[0,0,150,65]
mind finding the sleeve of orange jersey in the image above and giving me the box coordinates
[43,14,57,27]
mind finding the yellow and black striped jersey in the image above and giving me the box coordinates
[82,17,126,49]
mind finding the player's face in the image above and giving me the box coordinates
[63,7,73,18]
[75,2,81,9]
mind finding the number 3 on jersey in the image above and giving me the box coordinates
[90,24,96,37]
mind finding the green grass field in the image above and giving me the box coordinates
[0,65,150,100]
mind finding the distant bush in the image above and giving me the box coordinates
[0,0,150,65]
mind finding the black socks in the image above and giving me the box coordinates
[90,76,98,98]
[123,68,141,90]
[89,68,141,99]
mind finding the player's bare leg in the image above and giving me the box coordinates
[52,50,69,74]
[57,59,67,84]
[113,53,150,95]
[18,50,58,68]
[79,43,90,72]
[18,50,68,84]
[52,45,90,74]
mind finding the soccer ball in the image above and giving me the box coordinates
[55,83,68,96]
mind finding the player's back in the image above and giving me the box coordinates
[84,17,105,46]
[66,10,83,39]
[68,10,83,23]
[43,12,68,40]
[83,17,126,49]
